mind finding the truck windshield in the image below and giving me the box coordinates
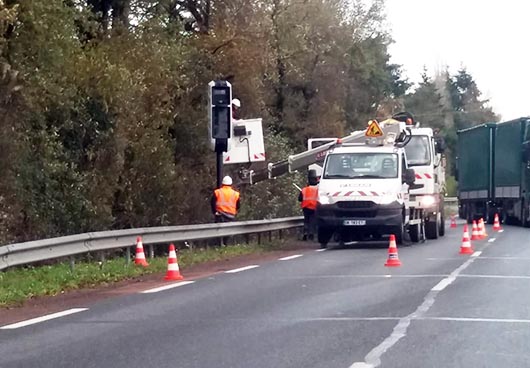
[323,153,398,179]
[405,135,431,166]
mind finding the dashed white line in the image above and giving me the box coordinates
[488,238,496,243]
[225,265,259,274]
[279,254,303,261]
[141,281,195,294]
[471,251,482,257]
[1,308,88,330]
[431,278,453,292]
[499,229,504,233]
[459,274,530,280]
[419,317,530,324]
[350,242,487,368]
[292,274,446,279]
[315,249,327,252]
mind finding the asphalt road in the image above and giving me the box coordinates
[2,223,530,368]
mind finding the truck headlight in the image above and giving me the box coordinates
[420,195,436,207]
[318,194,330,205]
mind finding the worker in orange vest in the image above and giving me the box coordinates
[211,175,241,223]
[298,170,318,240]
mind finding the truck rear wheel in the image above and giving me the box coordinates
[318,227,333,249]
[439,212,445,237]
[409,224,421,243]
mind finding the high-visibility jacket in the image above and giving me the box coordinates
[301,185,318,210]
[214,186,240,217]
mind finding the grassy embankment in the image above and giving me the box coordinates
[1,242,281,307]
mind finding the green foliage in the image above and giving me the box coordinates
[445,175,457,197]
[0,0,414,243]
[404,67,499,176]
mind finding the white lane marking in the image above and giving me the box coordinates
[141,281,195,294]
[431,278,453,292]
[1,308,88,330]
[499,229,504,233]
[488,238,496,243]
[225,265,259,274]
[311,317,400,321]
[476,256,530,260]
[418,317,530,324]
[315,249,327,252]
[427,257,461,261]
[292,274,447,279]
[471,251,482,257]
[459,274,530,280]
[349,241,488,368]
[279,254,303,261]
[351,363,374,368]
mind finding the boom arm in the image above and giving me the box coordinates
[240,129,367,184]
[239,119,409,185]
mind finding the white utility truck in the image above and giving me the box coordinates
[315,119,422,247]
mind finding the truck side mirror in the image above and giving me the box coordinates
[404,168,416,186]
[404,168,424,190]
[435,137,446,154]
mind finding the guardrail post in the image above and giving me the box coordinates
[268,231,272,242]
[257,233,261,245]
[149,244,154,259]
[245,234,250,244]
[69,256,75,272]
[126,247,131,265]
[279,229,283,240]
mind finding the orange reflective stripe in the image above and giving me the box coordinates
[215,187,240,215]
[301,186,318,210]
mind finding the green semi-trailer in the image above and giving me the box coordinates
[457,118,530,225]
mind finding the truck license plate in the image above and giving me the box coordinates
[343,220,366,226]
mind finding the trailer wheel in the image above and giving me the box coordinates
[318,227,333,248]
[523,203,530,228]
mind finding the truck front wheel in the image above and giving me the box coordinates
[425,217,439,239]
[394,221,406,245]
[318,227,333,249]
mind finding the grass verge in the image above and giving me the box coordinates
[0,242,280,308]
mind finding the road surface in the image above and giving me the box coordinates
[2,223,530,367]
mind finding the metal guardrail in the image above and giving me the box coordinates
[445,197,457,204]
[0,198,459,271]
[0,217,303,271]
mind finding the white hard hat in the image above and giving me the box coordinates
[222,176,233,185]
[232,98,241,108]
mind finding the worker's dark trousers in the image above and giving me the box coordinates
[215,214,234,246]
[302,208,316,240]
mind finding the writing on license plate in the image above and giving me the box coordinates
[343,220,366,226]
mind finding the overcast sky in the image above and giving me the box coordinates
[385,0,529,120]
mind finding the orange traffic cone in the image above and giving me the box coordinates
[164,243,184,281]
[479,218,488,238]
[459,224,474,255]
[134,236,149,267]
[493,213,502,231]
[450,215,457,228]
[384,234,402,267]
[471,220,480,241]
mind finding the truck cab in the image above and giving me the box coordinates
[316,122,416,247]
[404,128,446,238]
